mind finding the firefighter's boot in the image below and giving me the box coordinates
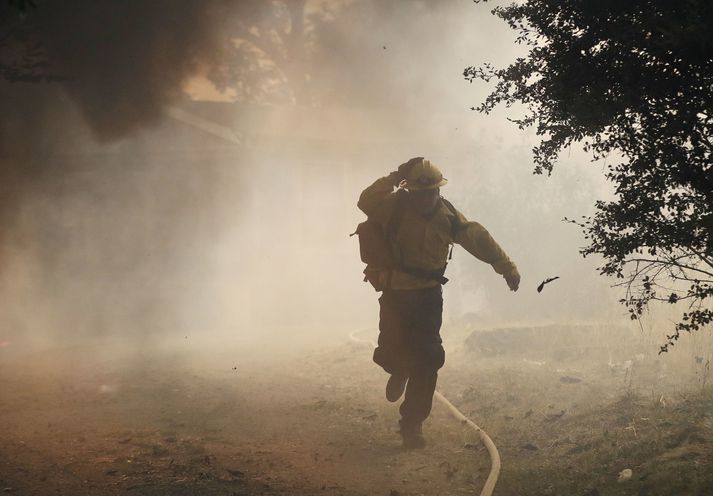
[399,419,426,449]
[385,374,408,403]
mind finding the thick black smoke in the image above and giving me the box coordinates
[15,1,231,138]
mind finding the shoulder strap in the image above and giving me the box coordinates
[383,190,407,275]
[440,197,462,239]
[386,190,407,242]
[441,197,464,261]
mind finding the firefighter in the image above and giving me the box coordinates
[357,157,520,449]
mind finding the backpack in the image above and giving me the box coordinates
[351,192,460,291]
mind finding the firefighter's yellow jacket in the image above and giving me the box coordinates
[357,173,518,290]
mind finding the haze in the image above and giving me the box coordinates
[1,2,710,495]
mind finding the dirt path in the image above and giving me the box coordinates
[0,335,486,496]
[1,326,712,496]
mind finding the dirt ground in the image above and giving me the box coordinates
[1,323,712,496]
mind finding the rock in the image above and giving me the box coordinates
[618,468,633,482]
[560,376,582,384]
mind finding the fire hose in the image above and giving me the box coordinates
[349,329,501,496]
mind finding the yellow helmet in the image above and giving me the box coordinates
[404,158,448,191]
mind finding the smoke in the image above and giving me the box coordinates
[0,0,627,350]
[22,1,232,139]
[0,0,235,244]
[0,1,240,342]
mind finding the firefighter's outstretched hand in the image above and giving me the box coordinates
[504,270,520,292]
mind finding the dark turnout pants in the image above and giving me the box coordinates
[373,286,445,427]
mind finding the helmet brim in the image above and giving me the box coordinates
[405,177,448,191]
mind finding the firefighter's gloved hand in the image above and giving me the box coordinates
[387,170,404,186]
[395,157,424,181]
[504,269,520,292]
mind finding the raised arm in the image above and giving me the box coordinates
[357,157,423,219]
[357,173,401,218]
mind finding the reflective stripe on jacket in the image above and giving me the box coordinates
[357,173,518,290]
